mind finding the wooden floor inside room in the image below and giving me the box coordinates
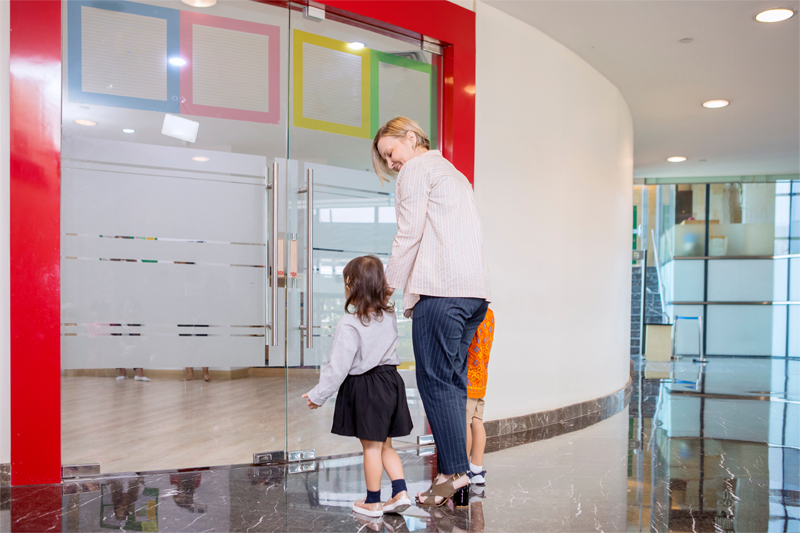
[61,371,428,474]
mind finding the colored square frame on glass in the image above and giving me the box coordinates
[67,0,181,113]
[369,50,438,148]
[180,12,281,124]
[292,29,371,139]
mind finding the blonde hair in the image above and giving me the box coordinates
[371,117,431,184]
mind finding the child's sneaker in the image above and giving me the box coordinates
[352,499,383,518]
[467,469,486,485]
[383,491,411,514]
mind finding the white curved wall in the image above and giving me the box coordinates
[473,2,633,421]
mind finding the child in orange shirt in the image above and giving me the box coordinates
[466,308,494,485]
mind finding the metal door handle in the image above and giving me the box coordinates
[267,162,279,347]
[298,168,313,349]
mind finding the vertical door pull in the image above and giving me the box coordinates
[267,162,279,347]
[298,168,314,349]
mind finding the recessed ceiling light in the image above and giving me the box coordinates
[756,8,795,22]
[180,0,217,6]
[192,156,210,162]
[122,128,135,134]
[703,99,730,109]
[678,38,694,44]
[348,42,365,50]
[74,119,97,126]
[169,57,187,67]
[668,156,687,163]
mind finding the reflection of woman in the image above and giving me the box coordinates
[372,117,490,506]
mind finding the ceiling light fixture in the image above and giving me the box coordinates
[667,156,687,163]
[756,8,795,22]
[74,119,97,126]
[192,156,210,162]
[348,42,365,50]
[122,128,135,134]
[702,99,730,109]
[180,0,217,7]
[169,57,187,67]
[678,38,694,44]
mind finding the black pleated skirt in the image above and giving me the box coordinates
[331,365,414,442]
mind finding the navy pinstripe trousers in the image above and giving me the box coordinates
[412,296,489,475]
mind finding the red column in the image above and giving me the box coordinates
[9,0,62,486]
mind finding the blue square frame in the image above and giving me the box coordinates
[68,0,181,112]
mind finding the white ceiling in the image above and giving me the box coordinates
[485,0,800,179]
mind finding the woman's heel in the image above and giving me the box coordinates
[452,486,469,508]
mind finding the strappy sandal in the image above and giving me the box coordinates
[415,473,469,508]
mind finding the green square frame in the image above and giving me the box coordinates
[370,50,437,147]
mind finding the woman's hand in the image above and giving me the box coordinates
[302,393,320,410]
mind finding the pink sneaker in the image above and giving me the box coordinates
[352,499,383,518]
[383,491,411,514]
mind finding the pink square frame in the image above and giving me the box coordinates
[180,11,281,124]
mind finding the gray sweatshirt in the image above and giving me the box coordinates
[306,310,400,406]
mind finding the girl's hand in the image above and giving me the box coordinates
[302,393,320,410]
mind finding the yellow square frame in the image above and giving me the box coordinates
[293,30,371,138]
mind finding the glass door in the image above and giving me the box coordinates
[60,0,290,474]
[285,6,440,458]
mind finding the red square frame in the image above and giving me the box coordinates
[180,12,282,124]
[8,0,475,488]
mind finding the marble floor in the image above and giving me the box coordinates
[2,356,798,532]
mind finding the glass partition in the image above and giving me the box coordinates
[285,7,439,457]
[60,0,290,473]
[652,180,799,357]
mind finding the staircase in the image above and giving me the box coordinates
[631,266,665,356]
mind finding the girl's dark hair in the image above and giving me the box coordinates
[343,255,394,326]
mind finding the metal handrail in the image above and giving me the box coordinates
[670,301,800,306]
[672,254,800,260]
[650,229,669,323]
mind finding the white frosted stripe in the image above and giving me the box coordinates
[302,43,361,127]
[80,7,167,100]
[192,25,270,112]
[378,62,431,136]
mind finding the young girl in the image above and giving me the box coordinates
[303,255,414,518]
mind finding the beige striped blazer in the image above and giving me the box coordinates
[385,150,491,317]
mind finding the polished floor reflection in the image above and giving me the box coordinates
[3,356,798,532]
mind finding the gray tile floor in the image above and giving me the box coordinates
[2,356,798,532]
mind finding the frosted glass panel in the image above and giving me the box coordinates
[706,305,779,356]
[672,260,704,302]
[80,7,167,99]
[61,140,268,369]
[302,43,362,127]
[707,259,785,302]
[378,62,431,136]
[193,25,270,112]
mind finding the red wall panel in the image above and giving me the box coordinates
[9,0,63,486]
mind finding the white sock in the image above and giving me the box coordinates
[470,462,482,474]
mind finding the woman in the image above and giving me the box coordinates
[373,117,490,506]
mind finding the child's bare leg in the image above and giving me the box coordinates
[466,424,473,460]
[470,418,486,467]
[381,438,404,481]
[360,440,384,492]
